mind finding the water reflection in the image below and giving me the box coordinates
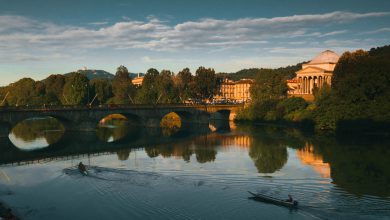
[116,149,131,161]
[160,112,181,136]
[1,119,390,198]
[296,143,330,178]
[313,136,390,197]
[8,117,64,151]
[97,118,131,143]
[144,135,218,163]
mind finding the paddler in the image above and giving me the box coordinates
[78,162,87,173]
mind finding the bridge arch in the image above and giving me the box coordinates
[210,109,231,121]
[209,110,231,132]
[8,116,66,151]
[97,113,142,143]
[160,112,185,136]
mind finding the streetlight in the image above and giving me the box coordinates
[85,83,90,107]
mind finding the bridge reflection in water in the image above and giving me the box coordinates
[1,120,390,198]
[0,114,234,166]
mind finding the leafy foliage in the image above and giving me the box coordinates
[62,72,89,105]
[175,68,193,102]
[111,66,135,104]
[90,78,112,105]
[313,45,390,130]
[193,66,218,101]
[135,68,160,104]
[6,78,46,106]
[43,74,66,105]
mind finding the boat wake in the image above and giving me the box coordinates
[63,166,165,185]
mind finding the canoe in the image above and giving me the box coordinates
[78,167,88,176]
[248,191,298,208]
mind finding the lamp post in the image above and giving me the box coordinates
[85,83,91,107]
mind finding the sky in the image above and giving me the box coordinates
[0,0,389,85]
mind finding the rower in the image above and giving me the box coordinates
[78,162,86,172]
[286,194,293,202]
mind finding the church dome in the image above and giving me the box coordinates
[309,50,339,64]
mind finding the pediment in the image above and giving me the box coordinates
[296,66,326,74]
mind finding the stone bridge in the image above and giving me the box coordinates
[0,104,243,136]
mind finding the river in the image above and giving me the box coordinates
[0,117,389,220]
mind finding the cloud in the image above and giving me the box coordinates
[88,21,109,26]
[360,27,390,35]
[0,11,389,62]
[320,30,348,37]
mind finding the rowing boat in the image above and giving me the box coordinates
[248,191,298,208]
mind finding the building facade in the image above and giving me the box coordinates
[216,78,254,103]
[131,76,144,87]
[288,50,339,100]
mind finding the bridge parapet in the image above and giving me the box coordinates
[0,104,243,133]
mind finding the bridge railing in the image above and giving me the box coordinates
[0,103,244,111]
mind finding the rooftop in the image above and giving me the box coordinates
[309,50,340,64]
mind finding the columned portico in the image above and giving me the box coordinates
[287,50,340,99]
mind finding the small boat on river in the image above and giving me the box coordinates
[78,162,88,176]
[248,191,298,208]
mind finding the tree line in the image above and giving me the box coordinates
[237,45,390,133]
[0,66,224,107]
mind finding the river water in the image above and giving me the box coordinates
[0,117,389,220]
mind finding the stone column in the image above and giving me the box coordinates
[319,76,322,89]
[306,78,309,94]
[299,77,303,94]
[310,77,314,94]
[307,78,310,94]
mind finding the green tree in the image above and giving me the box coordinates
[193,66,217,101]
[176,68,193,102]
[135,68,160,104]
[6,78,46,106]
[250,69,288,103]
[63,72,89,105]
[43,74,65,105]
[275,97,308,121]
[237,69,289,121]
[157,70,179,103]
[90,78,112,105]
[111,65,135,104]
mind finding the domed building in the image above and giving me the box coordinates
[288,50,340,100]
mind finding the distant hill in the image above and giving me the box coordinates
[64,69,114,80]
[64,69,145,80]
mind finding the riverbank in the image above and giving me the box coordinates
[0,201,18,220]
[235,119,390,137]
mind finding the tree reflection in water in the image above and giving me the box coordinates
[242,126,290,173]
[116,149,131,161]
[9,117,64,150]
[4,119,390,198]
[313,136,390,197]
[144,135,218,163]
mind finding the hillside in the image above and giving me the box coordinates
[64,69,144,80]
[64,69,114,80]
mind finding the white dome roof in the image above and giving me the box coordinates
[309,50,339,64]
